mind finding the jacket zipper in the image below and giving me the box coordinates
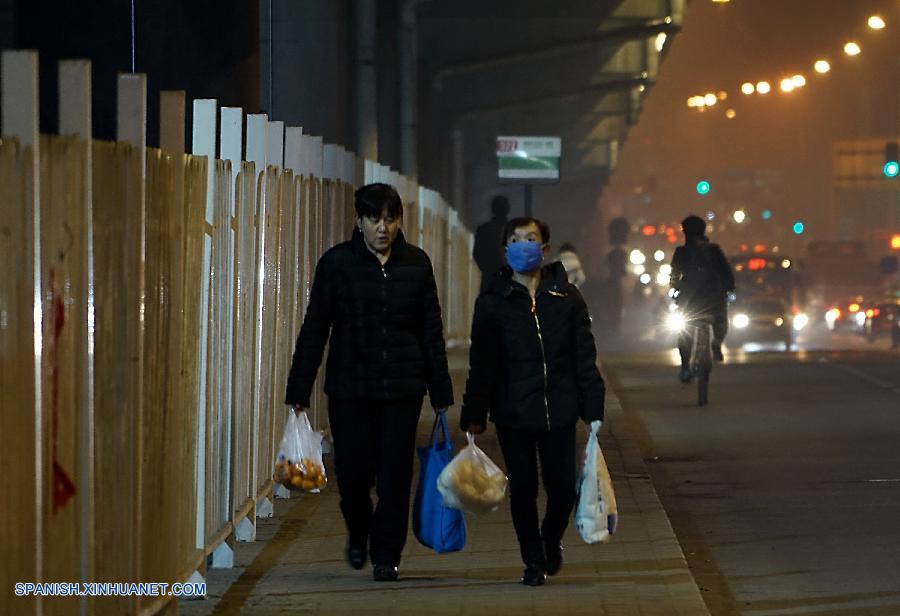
[531,296,551,431]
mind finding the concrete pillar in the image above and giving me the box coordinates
[355,0,378,160]
[399,0,419,180]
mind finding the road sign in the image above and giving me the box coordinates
[833,138,900,189]
[496,136,561,181]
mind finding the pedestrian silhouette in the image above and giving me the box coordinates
[473,195,510,294]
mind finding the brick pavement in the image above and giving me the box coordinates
[180,352,709,615]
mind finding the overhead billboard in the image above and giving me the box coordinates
[496,136,561,181]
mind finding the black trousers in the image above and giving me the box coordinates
[496,424,578,565]
[327,396,423,567]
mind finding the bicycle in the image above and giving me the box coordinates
[685,318,714,406]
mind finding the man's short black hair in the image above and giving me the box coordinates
[681,215,706,239]
[503,216,551,246]
[355,183,403,219]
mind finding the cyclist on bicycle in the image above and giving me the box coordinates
[670,215,735,383]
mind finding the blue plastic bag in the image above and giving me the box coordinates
[412,410,466,553]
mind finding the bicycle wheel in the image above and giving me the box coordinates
[695,323,712,406]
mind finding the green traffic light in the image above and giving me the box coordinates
[884,161,899,178]
[696,180,711,195]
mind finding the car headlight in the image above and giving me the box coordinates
[665,312,685,333]
[733,313,750,329]
[774,317,785,327]
[793,313,809,331]
[855,312,866,326]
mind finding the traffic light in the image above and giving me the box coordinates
[792,221,805,235]
[696,180,711,195]
[885,141,899,178]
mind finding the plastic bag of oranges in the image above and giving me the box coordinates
[274,409,327,493]
[436,433,507,514]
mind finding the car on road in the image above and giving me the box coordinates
[823,296,870,333]
[864,300,900,347]
[728,297,803,350]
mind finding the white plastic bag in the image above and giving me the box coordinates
[576,420,618,543]
[437,433,508,514]
[274,410,327,493]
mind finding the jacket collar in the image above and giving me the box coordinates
[352,227,408,263]
[490,261,570,298]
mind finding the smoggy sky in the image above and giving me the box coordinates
[602,0,899,248]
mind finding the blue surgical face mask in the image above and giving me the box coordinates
[506,241,544,273]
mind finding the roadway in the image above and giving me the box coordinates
[600,322,900,615]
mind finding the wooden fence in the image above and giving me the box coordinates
[0,51,478,615]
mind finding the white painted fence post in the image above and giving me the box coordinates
[59,58,94,603]
[1,49,42,616]
[191,98,216,560]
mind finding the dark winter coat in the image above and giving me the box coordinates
[472,217,507,293]
[670,239,735,314]
[460,262,606,432]
[284,229,454,409]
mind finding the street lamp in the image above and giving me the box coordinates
[780,78,795,93]
[733,210,747,224]
[704,93,718,106]
[867,15,886,30]
[792,74,806,88]
[814,60,831,74]
[741,82,755,95]
[756,81,771,94]
[725,109,736,119]
[844,42,861,56]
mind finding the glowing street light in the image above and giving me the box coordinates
[792,74,806,88]
[868,15,886,30]
[844,42,861,56]
[656,32,668,52]
[741,82,755,95]
[725,109,737,119]
[733,210,747,224]
[780,78,796,93]
[704,93,718,106]
[717,91,728,101]
[756,81,771,94]
[654,250,665,262]
[814,60,831,74]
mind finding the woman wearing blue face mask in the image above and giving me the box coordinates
[460,217,606,586]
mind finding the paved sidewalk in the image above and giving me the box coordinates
[181,353,709,615]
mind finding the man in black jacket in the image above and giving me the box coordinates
[472,195,511,293]
[670,215,735,380]
[460,216,606,586]
[284,183,454,582]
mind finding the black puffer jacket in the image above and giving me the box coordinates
[284,229,454,409]
[460,262,605,432]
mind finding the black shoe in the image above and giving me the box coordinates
[679,366,692,383]
[544,542,563,576]
[372,564,399,582]
[521,563,546,586]
[712,344,724,362]
[345,542,367,570]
